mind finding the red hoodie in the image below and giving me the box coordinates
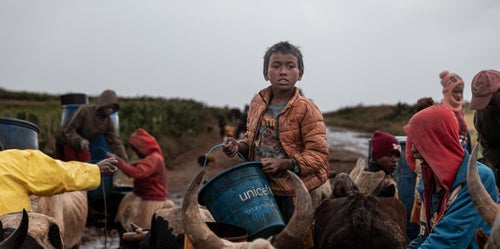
[117,128,167,200]
[404,104,464,228]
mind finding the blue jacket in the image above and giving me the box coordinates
[407,152,498,249]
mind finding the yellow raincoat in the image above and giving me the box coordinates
[0,149,101,215]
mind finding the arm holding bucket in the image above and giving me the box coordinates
[223,137,249,159]
[223,138,297,175]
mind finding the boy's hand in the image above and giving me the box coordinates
[222,137,238,157]
[261,158,293,175]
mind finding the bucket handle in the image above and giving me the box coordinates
[203,143,246,171]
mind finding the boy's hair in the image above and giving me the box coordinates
[263,41,304,75]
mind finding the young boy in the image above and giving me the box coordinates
[350,130,401,198]
[112,128,172,232]
[222,41,330,228]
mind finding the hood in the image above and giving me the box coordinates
[97,89,119,111]
[404,104,464,192]
[128,128,162,156]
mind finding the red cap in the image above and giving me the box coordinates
[470,70,500,110]
[371,130,401,160]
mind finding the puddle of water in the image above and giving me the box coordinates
[327,126,370,157]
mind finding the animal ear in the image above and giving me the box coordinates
[47,223,64,249]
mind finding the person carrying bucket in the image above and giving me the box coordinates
[223,41,331,248]
[55,89,128,162]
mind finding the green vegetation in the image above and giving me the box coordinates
[323,102,414,136]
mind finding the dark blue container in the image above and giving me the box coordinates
[198,161,285,241]
[0,117,40,150]
[369,136,419,240]
[60,93,88,105]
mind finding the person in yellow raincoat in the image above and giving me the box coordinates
[0,148,117,215]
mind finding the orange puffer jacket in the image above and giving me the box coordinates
[240,86,329,193]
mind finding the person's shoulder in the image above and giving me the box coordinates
[477,162,496,180]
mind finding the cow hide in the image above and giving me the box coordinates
[314,173,408,249]
[33,191,87,249]
[0,210,64,249]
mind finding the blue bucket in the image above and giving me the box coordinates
[0,117,40,150]
[198,145,285,240]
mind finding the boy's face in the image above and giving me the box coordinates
[264,52,303,92]
[376,152,400,175]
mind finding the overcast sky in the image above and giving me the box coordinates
[1,0,499,112]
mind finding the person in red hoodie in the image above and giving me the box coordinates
[112,128,174,232]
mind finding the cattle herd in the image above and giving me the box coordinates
[1,146,499,249]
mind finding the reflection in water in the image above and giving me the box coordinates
[327,126,371,157]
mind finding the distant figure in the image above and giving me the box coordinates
[236,104,249,139]
[218,116,226,140]
[112,128,172,232]
[350,130,401,198]
[439,71,471,152]
[55,89,128,162]
[414,97,435,113]
[470,69,500,189]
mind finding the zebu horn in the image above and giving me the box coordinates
[466,143,500,227]
[0,209,29,249]
[271,170,314,249]
[182,171,225,249]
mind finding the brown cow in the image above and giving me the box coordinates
[314,173,408,249]
[32,191,88,249]
[182,170,313,249]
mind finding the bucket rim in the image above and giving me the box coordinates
[0,116,40,133]
[198,161,264,198]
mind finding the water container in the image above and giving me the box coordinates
[0,117,40,150]
[198,145,285,240]
[60,93,88,105]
